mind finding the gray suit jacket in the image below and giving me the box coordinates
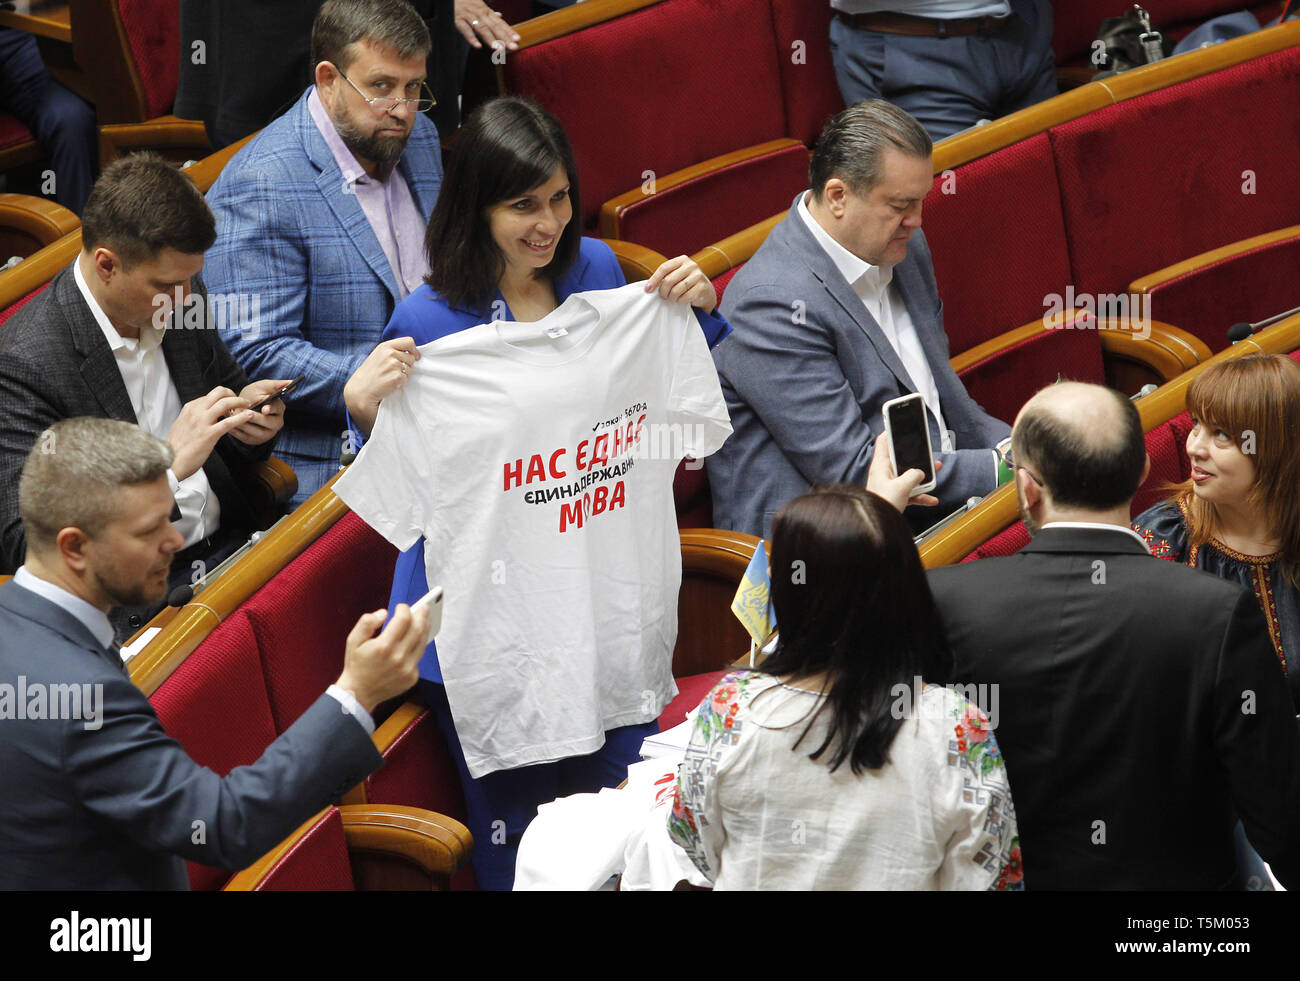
[0,581,383,889]
[709,194,1011,537]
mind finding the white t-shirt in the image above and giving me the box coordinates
[334,284,732,777]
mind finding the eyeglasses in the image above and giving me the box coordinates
[998,443,1044,487]
[332,65,436,112]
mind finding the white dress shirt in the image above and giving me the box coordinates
[73,258,220,548]
[797,191,954,451]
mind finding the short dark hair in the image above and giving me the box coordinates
[1012,384,1146,510]
[761,485,952,775]
[809,100,932,201]
[311,0,431,73]
[424,97,581,315]
[80,154,215,267]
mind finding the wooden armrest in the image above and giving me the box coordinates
[340,698,426,805]
[1055,65,1099,91]
[184,132,258,194]
[601,237,669,282]
[918,483,1019,570]
[98,118,211,168]
[0,230,81,309]
[512,0,664,48]
[1096,317,1211,392]
[341,804,473,890]
[0,194,80,246]
[598,138,805,241]
[246,456,298,529]
[690,211,787,280]
[1130,224,1300,295]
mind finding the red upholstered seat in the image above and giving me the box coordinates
[769,1,843,147]
[241,511,397,734]
[1049,44,1300,299]
[0,284,49,327]
[611,142,809,259]
[711,264,746,307]
[0,112,35,151]
[237,808,355,891]
[503,0,788,231]
[1138,230,1300,353]
[116,0,182,119]
[955,312,1105,428]
[148,610,281,891]
[923,133,1072,356]
[659,669,730,730]
[673,461,712,529]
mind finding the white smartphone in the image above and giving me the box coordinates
[409,585,444,644]
[882,392,937,496]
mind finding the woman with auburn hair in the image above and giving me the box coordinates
[1133,353,1300,709]
[668,483,1022,890]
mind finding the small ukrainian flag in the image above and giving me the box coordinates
[731,540,777,651]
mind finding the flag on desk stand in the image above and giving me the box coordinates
[731,540,777,667]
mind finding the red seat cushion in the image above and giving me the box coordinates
[1,284,49,327]
[148,610,280,891]
[504,0,787,229]
[0,111,35,151]
[770,1,843,147]
[1140,231,1300,353]
[1050,44,1300,299]
[243,511,397,734]
[240,807,355,891]
[711,263,745,307]
[658,669,729,730]
[612,142,808,259]
[924,132,1072,356]
[673,460,712,529]
[116,0,181,118]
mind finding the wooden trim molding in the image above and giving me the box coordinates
[98,117,211,168]
[0,230,81,310]
[601,237,669,282]
[512,0,665,50]
[1130,224,1300,295]
[690,212,787,280]
[680,527,765,578]
[0,194,80,247]
[598,138,805,241]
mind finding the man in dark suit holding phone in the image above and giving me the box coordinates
[0,154,294,639]
[0,418,430,889]
[928,381,1300,889]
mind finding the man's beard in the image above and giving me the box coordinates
[333,110,409,166]
[96,563,169,611]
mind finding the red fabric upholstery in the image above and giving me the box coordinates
[361,706,476,890]
[149,610,280,891]
[505,0,787,229]
[1132,412,1194,516]
[116,0,181,119]
[243,808,355,891]
[711,264,745,307]
[1,284,49,327]
[243,510,398,734]
[0,111,34,150]
[1049,44,1300,299]
[769,1,843,147]
[659,669,729,730]
[612,142,808,259]
[1052,1,1285,66]
[923,133,1072,356]
[955,314,1105,427]
[673,461,712,528]
[959,519,1030,563]
[1140,230,1300,353]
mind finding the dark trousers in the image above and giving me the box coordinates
[0,28,96,213]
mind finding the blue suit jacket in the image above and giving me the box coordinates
[0,581,382,889]
[371,237,729,683]
[204,87,443,503]
[709,193,1011,538]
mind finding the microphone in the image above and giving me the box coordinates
[1226,303,1300,344]
[166,517,287,606]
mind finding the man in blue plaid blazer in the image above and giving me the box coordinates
[204,0,443,503]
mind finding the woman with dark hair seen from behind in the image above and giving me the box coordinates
[343,96,728,891]
[1133,353,1300,710]
[668,483,1022,890]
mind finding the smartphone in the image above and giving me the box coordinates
[409,585,444,644]
[247,375,305,413]
[883,393,937,495]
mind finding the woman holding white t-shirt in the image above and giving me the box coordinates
[343,96,729,890]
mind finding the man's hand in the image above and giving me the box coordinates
[866,432,941,513]
[335,604,430,715]
[453,0,520,51]
[343,338,420,437]
[644,255,717,314]
[229,378,290,446]
[167,386,254,480]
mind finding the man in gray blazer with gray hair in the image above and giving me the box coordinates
[0,418,430,889]
[709,100,1011,538]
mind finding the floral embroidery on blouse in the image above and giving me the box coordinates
[950,699,1023,891]
[1134,523,1178,561]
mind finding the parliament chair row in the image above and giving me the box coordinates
[472,2,1300,271]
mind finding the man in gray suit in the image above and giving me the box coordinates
[0,418,430,889]
[709,100,1011,538]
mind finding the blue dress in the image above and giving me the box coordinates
[360,237,730,889]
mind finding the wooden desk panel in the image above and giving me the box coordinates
[0,1,71,43]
